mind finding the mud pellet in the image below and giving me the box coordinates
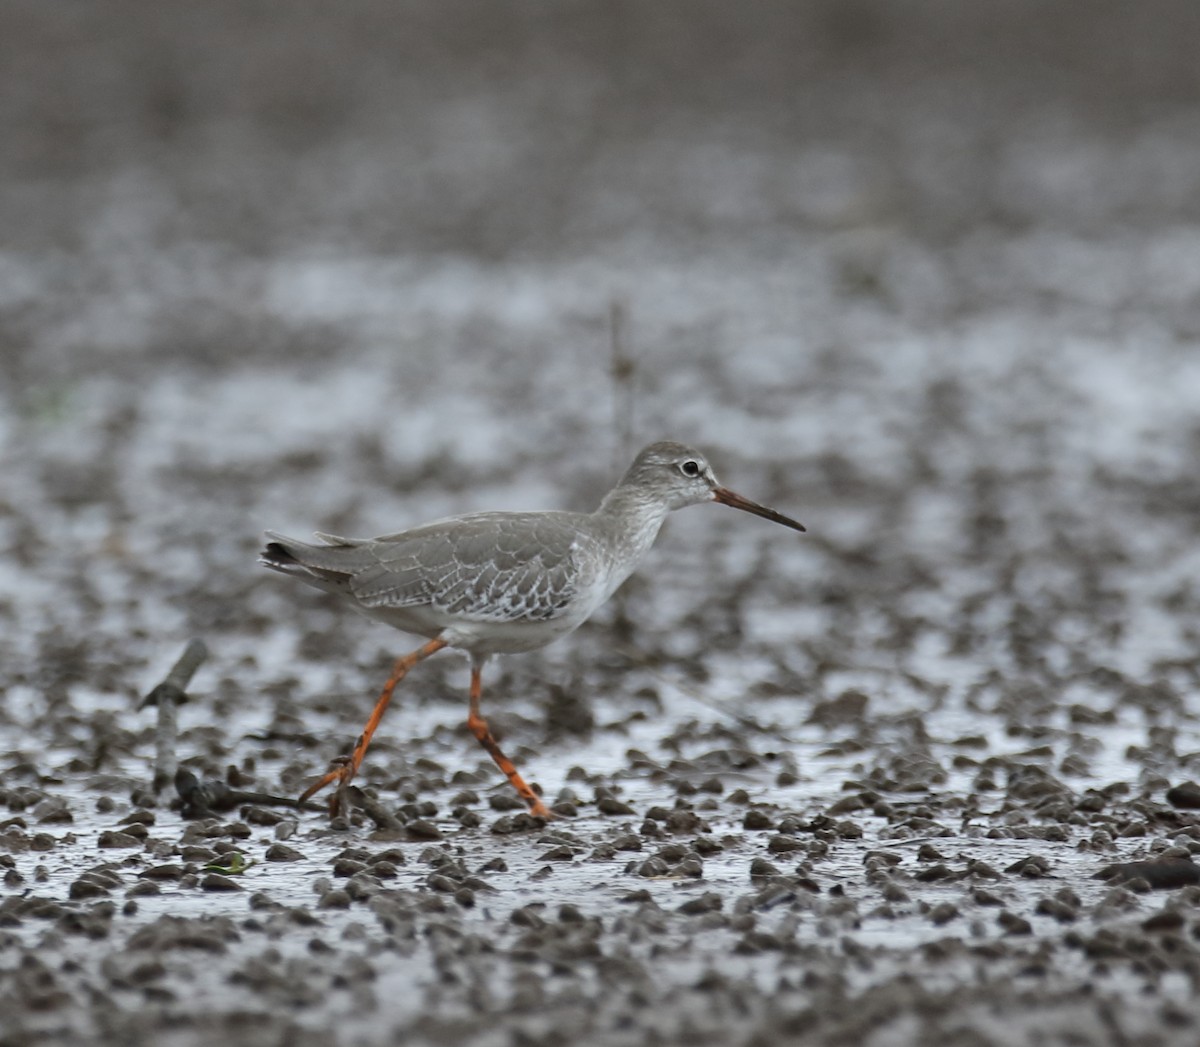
[743,810,774,830]
[998,911,1032,935]
[201,874,242,892]
[265,843,303,862]
[678,892,722,915]
[749,858,781,881]
[929,902,959,925]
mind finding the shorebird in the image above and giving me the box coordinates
[260,441,805,820]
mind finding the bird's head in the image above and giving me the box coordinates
[620,441,806,531]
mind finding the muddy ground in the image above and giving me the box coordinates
[4,3,1200,1045]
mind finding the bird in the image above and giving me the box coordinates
[259,441,805,820]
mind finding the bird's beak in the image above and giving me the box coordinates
[713,487,806,533]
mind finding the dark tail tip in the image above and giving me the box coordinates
[261,541,298,566]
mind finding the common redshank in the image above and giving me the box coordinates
[260,441,805,820]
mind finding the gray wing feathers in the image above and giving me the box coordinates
[354,514,583,622]
[314,531,350,545]
[264,515,586,623]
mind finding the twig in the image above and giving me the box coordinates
[174,768,325,818]
[610,300,636,472]
[346,786,406,831]
[140,639,208,793]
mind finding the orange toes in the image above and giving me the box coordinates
[527,798,554,819]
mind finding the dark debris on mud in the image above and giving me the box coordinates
[6,673,1200,1047]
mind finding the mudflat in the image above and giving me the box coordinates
[3,4,1200,1045]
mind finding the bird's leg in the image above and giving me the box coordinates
[300,637,448,815]
[466,666,552,819]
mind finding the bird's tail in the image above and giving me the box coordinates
[259,530,359,596]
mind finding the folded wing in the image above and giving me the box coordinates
[261,512,587,623]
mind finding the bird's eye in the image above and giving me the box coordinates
[680,460,701,477]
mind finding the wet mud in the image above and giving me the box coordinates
[4,3,1200,1045]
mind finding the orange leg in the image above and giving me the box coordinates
[467,665,552,819]
[300,637,448,814]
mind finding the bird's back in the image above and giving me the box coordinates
[261,510,607,630]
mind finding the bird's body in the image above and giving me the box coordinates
[261,441,804,820]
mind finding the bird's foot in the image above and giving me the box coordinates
[527,797,554,820]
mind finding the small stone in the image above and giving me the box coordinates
[1142,909,1186,932]
[1005,855,1051,878]
[34,797,73,824]
[97,831,141,849]
[1166,782,1200,809]
[140,865,184,881]
[1097,857,1200,890]
[69,877,111,900]
[678,892,723,915]
[598,795,636,816]
[749,858,781,881]
[201,874,243,892]
[265,844,304,863]
[371,848,407,867]
[997,911,1032,935]
[405,819,442,840]
[539,846,576,862]
[1035,897,1078,923]
[511,905,546,928]
[929,902,959,925]
[743,810,774,831]
[241,807,288,826]
[826,795,863,816]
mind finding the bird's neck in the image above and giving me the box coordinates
[593,485,671,594]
